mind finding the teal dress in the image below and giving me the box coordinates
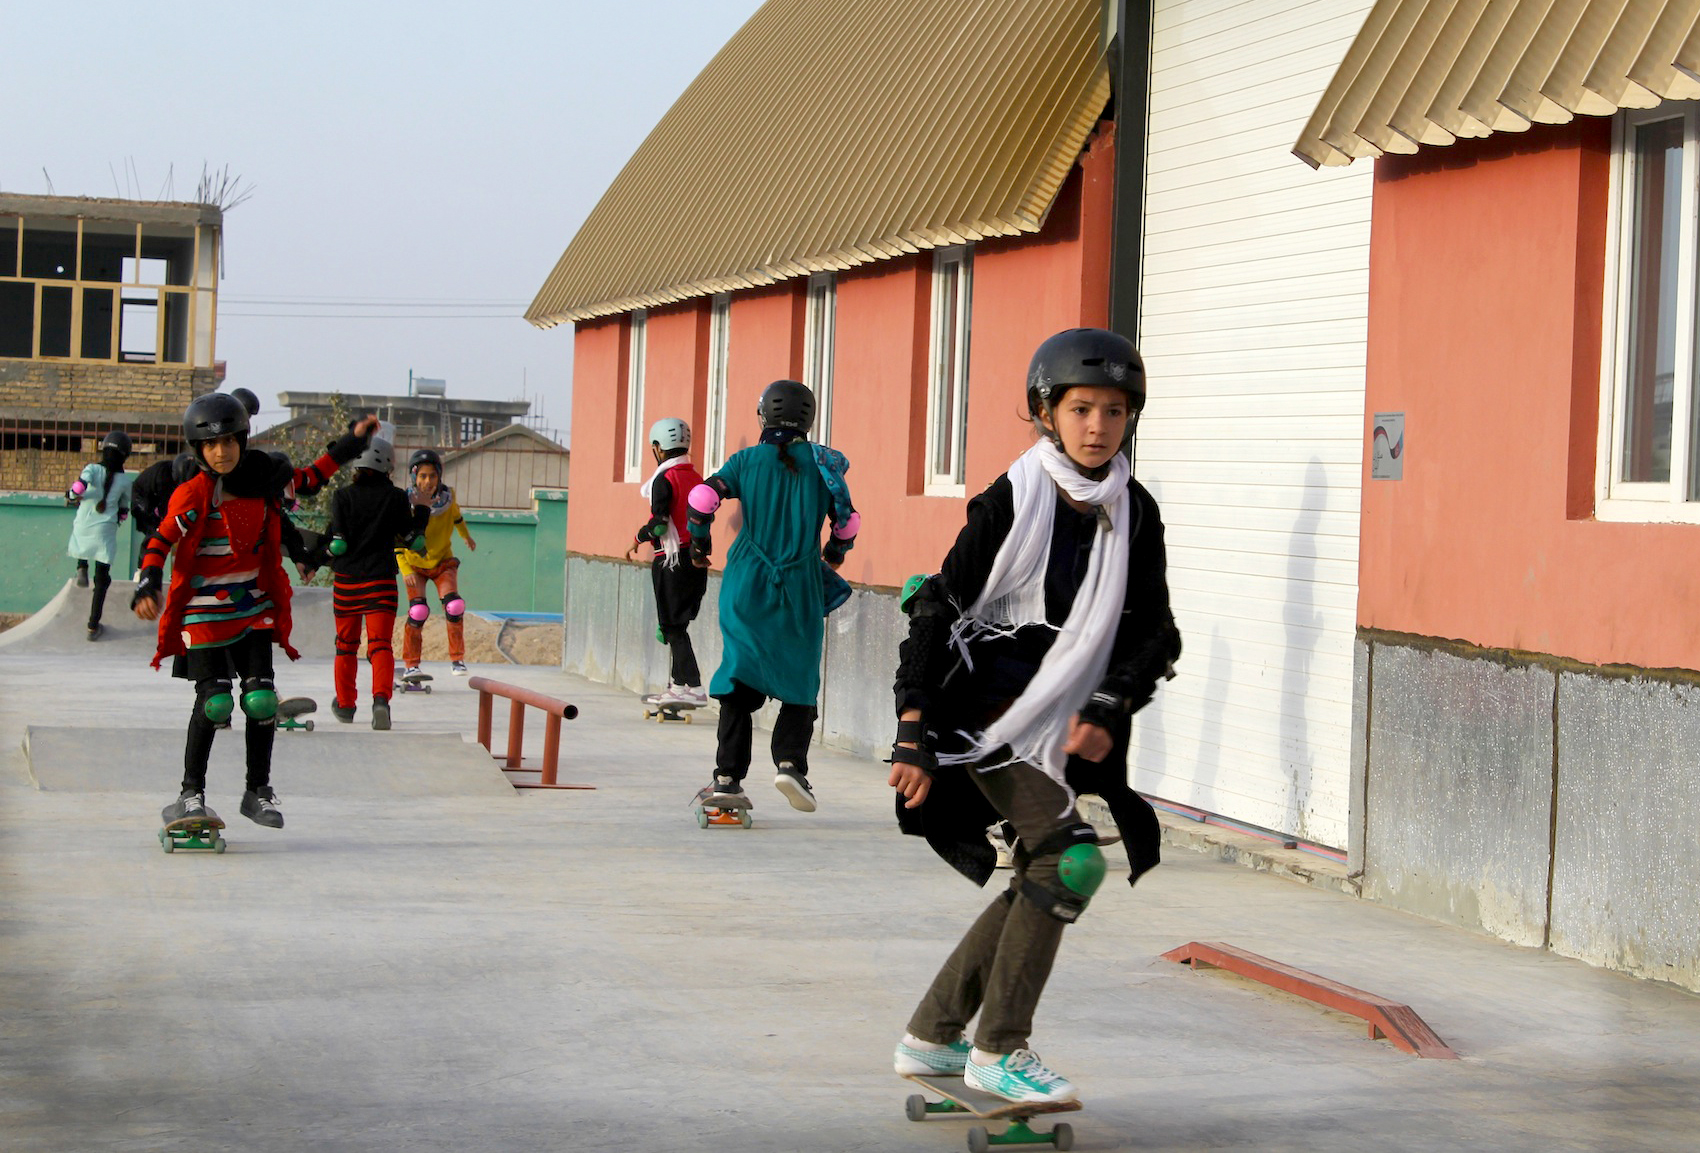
[706,440,838,706]
[66,464,133,567]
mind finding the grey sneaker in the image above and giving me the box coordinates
[450,660,469,676]
[774,763,816,812]
[370,697,391,731]
[706,774,744,801]
[240,787,285,829]
[331,703,356,724]
[161,790,207,824]
[894,1034,972,1075]
[963,1049,1077,1104]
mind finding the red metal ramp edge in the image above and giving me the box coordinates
[1162,941,1458,1059]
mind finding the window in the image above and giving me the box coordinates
[1601,107,1700,519]
[459,417,484,445]
[0,214,215,365]
[926,245,973,494]
[704,294,730,473]
[803,273,836,445]
[623,310,647,482]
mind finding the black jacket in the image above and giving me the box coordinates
[893,472,1180,887]
[329,472,429,580]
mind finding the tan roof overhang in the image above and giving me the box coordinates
[1295,0,1700,168]
[526,0,1112,327]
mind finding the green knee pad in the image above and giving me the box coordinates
[202,692,234,724]
[899,573,929,613]
[1058,843,1106,899]
[241,688,279,721]
[328,536,348,557]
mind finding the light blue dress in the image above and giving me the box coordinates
[65,464,134,567]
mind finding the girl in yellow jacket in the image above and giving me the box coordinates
[395,448,477,675]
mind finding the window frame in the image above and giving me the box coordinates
[925,245,973,496]
[623,309,648,483]
[803,272,836,445]
[1598,105,1700,522]
[703,294,730,474]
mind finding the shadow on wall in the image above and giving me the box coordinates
[1280,457,1326,841]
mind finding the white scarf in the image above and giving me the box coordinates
[938,440,1132,810]
[639,457,693,567]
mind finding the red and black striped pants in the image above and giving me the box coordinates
[332,576,398,708]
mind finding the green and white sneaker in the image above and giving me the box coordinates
[893,1034,972,1075]
[963,1048,1078,1103]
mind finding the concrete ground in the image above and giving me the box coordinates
[4,591,1700,1151]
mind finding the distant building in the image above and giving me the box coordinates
[0,192,224,491]
[270,389,530,461]
[441,424,569,510]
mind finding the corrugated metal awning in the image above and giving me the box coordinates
[526,0,1112,327]
[1294,0,1700,168]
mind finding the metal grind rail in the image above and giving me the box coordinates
[467,676,592,791]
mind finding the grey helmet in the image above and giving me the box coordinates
[1025,328,1145,447]
[351,437,395,474]
[757,379,814,434]
[648,417,691,452]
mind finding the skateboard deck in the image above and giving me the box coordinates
[159,808,227,854]
[690,785,753,829]
[277,696,316,732]
[901,1074,1079,1151]
[397,671,434,694]
[642,695,701,723]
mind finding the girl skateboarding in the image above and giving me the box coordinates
[686,379,859,812]
[66,430,135,641]
[886,329,1180,1104]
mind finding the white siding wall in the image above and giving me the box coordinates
[1134,0,1374,848]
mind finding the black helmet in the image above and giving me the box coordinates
[228,387,261,417]
[1026,328,1145,446]
[182,392,250,471]
[757,379,815,434]
[99,430,132,460]
[409,448,443,474]
[170,451,198,486]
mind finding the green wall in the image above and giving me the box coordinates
[0,487,567,617]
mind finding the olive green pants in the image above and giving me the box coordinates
[907,761,1077,1055]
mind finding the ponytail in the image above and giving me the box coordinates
[94,448,124,513]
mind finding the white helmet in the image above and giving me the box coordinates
[648,417,690,452]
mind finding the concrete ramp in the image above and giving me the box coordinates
[24,726,514,797]
[0,580,340,659]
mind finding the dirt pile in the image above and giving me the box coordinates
[389,615,561,666]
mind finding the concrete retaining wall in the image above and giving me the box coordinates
[1356,631,1700,992]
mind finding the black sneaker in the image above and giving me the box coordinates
[774,763,816,812]
[370,698,391,731]
[240,787,285,829]
[331,703,355,724]
[74,568,89,588]
[85,623,103,642]
[707,774,745,801]
[161,790,207,824]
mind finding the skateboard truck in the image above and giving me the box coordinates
[642,693,700,724]
[902,1074,1078,1151]
[276,697,316,732]
[159,809,227,854]
[690,786,753,829]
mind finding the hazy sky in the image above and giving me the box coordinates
[5,0,768,442]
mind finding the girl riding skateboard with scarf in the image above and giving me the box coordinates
[887,329,1180,1104]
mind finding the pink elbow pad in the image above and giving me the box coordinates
[688,484,720,514]
[833,511,860,540]
[69,480,87,497]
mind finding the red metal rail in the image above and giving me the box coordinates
[1162,941,1457,1059]
[467,676,591,791]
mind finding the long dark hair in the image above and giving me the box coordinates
[94,447,125,513]
[761,427,806,473]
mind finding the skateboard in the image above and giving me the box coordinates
[642,694,701,723]
[901,1074,1079,1151]
[159,807,227,854]
[277,696,316,732]
[690,785,753,829]
[397,671,434,694]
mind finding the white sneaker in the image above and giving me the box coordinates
[963,1049,1078,1103]
[894,1034,972,1075]
[658,683,707,706]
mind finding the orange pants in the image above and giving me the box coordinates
[333,576,398,708]
[401,558,464,665]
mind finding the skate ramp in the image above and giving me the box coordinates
[0,580,339,659]
[23,726,514,797]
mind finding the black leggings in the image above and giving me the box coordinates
[713,679,816,781]
[180,631,277,795]
[80,561,111,628]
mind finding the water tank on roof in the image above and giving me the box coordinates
[413,377,447,397]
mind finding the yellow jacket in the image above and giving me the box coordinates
[396,487,472,573]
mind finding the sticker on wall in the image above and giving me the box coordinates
[1371,413,1404,480]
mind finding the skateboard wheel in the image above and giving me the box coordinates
[695,807,708,829]
[160,831,174,854]
[739,808,753,829]
[213,837,227,854]
[1052,1121,1073,1150]
[967,1126,990,1153]
[302,720,314,732]
[905,1094,928,1123]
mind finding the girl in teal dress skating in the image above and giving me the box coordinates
[65,430,135,641]
[685,380,860,812]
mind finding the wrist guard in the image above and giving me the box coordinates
[327,430,367,466]
[886,718,937,774]
[1077,689,1132,730]
[132,569,163,606]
